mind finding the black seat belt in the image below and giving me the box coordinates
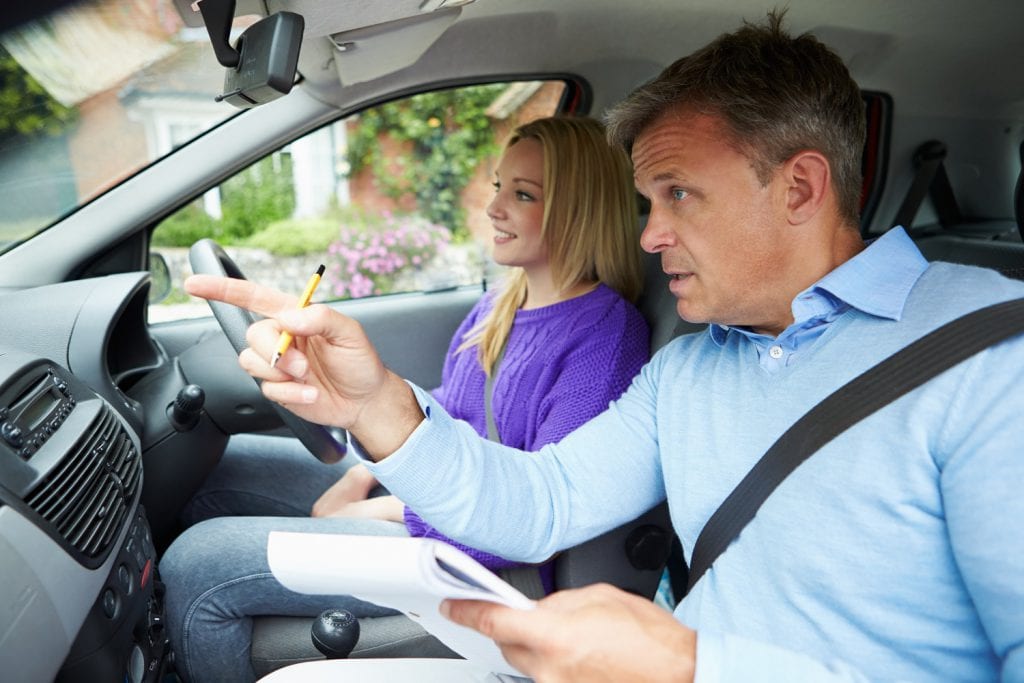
[1014,140,1024,244]
[892,140,963,231]
[686,297,1024,594]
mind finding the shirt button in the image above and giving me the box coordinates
[768,345,783,359]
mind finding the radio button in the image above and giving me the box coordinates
[1,422,23,447]
[102,589,118,619]
[118,563,134,596]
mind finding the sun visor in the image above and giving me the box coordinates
[326,7,464,86]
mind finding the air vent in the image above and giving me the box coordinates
[25,404,140,564]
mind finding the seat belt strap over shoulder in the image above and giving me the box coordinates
[484,344,506,442]
[484,343,547,600]
[685,297,1024,594]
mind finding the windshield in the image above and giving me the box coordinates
[0,0,243,254]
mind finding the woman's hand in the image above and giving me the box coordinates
[316,495,405,522]
[312,463,378,517]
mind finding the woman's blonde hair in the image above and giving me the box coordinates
[460,116,643,376]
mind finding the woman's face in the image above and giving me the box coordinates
[486,138,548,272]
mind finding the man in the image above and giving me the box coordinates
[186,11,1024,682]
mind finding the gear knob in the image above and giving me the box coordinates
[311,609,360,659]
[167,384,205,431]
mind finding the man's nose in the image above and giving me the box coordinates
[639,208,675,254]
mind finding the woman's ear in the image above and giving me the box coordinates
[782,150,830,225]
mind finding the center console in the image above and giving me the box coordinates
[0,349,169,682]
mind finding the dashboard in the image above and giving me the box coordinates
[0,272,260,682]
[0,347,162,682]
[0,268,470,681]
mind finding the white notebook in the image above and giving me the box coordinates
[266,531,536,679]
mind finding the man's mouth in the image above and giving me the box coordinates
[668,271,694,294]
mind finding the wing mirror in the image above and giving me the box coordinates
[148,252,173,304]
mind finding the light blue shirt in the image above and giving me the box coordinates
[367,228,1024,682]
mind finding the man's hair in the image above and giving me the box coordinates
[605,9,866,226]
[460,116,643,375]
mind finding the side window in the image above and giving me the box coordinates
[150,80,568,322]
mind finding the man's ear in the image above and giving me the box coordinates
[782,151,830,225]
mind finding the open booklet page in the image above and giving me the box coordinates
[257,658,517,683]
[267,531,536,678]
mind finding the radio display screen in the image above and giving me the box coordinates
[15,388,59,432]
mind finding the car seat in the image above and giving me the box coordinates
[904,139,1024,279]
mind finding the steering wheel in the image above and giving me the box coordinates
[188,238,347,463]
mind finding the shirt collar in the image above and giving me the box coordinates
[810,226,928,321]
[710,227,929,346]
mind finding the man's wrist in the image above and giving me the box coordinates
[350,371,425,461]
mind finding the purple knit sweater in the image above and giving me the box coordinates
[404,283,650,590]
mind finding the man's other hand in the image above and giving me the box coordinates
[442,583,696,683]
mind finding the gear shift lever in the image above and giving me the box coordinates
[311,609,360,659]
[167,384,205,432]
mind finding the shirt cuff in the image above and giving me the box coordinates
[359,381,436,476]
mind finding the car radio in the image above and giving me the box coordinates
[0,365,76,460]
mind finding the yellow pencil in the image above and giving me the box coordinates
[270,264,325,368]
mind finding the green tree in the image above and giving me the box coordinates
[152,152,296,247]
[347,84,504,238]
[0,45,75,142]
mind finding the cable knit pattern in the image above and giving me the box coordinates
[404,283,649,582]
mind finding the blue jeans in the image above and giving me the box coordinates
[160,434,407,683]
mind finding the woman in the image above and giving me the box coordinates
[160,116,650,683]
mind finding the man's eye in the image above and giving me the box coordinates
[672,188,689,201]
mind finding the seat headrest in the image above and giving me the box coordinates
[1015,140,1024,242]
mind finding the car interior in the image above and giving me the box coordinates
[0,0,1022,682]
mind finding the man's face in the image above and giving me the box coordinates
[633,109,796,335]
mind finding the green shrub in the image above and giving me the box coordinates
[151,201,216,247]
[218,154,295,241]
[152,153,296,247]
[242,217,339,256]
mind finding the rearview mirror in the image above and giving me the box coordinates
[197,0,304,109]
[217,12,304,109]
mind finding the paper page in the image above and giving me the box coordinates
[267,532,535,676]
[256,658,512,683]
